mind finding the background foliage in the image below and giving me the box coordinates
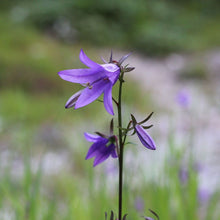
[1,0,220,55]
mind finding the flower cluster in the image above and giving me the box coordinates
[58,49,156,166]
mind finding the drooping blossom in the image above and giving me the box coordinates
[131,114,156,150]
[84,132,118,167]
[135,124,156,150]
[58,49,120,115]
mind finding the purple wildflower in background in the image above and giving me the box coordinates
[58,49,120,115]
[178,167,188,185]
[84,132,118,167]
[176,90,190,108]
[134,197,145,212]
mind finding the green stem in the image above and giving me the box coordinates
[118,72,124,220]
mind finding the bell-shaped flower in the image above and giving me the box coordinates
[134,124,156,150]
[131,114,156,150]
[58,49,120,115]
[84,132,118,167]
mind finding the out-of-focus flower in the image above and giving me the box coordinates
[134,197,145,212]
[176,90,190,108]
[198,188,211,204]
[84,132,118,167]
[178,167,189,185]
[58,49,120,115]
[131,114,156,150]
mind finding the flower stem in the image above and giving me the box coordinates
[118,71,124,220]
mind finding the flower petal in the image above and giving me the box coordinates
[102,63,120,84]
[135,124,156,150]
[65,90,82,108]
[75,79,109,109]
[103,84,114,115]
[79,49,100,68]
[58,68,103,84]
[84,132,102,142]
[85,139,108,160]
[93,146,112,167]
[109,143,118,158]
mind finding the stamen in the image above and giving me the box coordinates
[82,82,93,89]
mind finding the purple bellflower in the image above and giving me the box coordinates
[135,124,156,150]
[84,132,118,167]
[131,114,156,150]
[58,49,120,115]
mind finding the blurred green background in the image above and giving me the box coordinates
[0,0,220,219]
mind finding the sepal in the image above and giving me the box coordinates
[110,118,114,136]
[65,90,82,108]
[95,132,109,139]
[124,66,135,72]
[142,125,153,129]
[109,50,113,63]
[118,53,132,66]
[131,114,137,125]
[139,112,154,125]
[131,112,154,129]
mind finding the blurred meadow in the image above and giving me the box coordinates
[0,0,220,219]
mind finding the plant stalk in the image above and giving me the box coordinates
[118,71,124,220]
